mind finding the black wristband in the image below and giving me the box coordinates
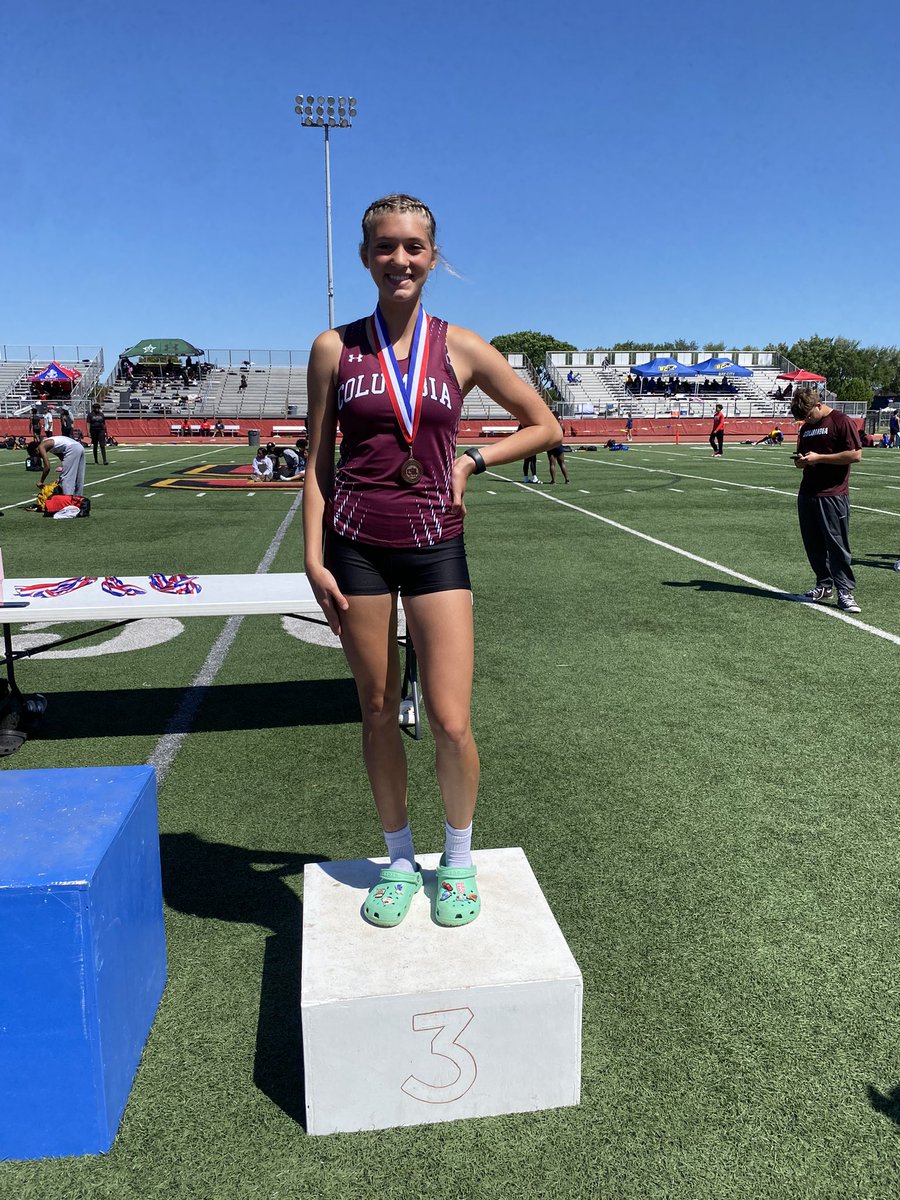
[464,447,486,474]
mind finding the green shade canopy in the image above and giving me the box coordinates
[120,339,205,358]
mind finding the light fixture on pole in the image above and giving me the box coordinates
[294,94,358,329]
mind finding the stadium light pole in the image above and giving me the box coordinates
[293,93,358,329]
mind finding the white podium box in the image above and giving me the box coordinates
[301,847,582,1135]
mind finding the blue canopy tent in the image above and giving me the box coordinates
[631,356,697,378]
[630,356,697,394]
[693,356,752,377]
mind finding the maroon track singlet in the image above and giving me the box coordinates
[329,315,465,548]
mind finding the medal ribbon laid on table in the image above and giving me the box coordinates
[101,576,147,597]
[370,304,429,484]
[14,576,97,599]
[148,574,202,595]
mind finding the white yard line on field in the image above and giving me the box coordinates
[640,445,900,485]
[0,446,234,512]
[489,472,900,647]
[575,455,900,518]
[147,490,304,782]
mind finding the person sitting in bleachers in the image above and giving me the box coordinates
[200,418,212,436]
[180,418,191,437]
[566,370,582,385]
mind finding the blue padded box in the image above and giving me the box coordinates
[0,766,167,1160]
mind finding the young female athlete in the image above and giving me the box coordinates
[303,194,560,928]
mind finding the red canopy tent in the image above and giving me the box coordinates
[776,369,826,382]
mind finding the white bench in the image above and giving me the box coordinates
[1,572,422,743]
[480,425,517,436]
[271,425,306,437]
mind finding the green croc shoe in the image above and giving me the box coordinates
[434,855,481,926]
[363,867,423,928]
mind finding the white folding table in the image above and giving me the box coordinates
[0,572,421,743]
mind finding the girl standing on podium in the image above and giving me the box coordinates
[303,194,560,927]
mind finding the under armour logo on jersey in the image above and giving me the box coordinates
[348,353,364,362]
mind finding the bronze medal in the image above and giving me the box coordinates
[400,454,423,485]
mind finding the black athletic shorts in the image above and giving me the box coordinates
[325,532,471,596]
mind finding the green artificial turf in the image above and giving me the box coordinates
[1,441,899,1198]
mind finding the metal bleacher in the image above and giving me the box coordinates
[0,361,31,415]
[196,365,309,419]
[0,350,104,418]
[546,352,794,419]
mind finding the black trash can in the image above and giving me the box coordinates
[248,429,260,447]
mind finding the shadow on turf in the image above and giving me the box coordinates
[160,831,328,1130]
[866,1082,900,1125]
[663,579,798,602]
[33,679,360,739]
[854,553,900,571]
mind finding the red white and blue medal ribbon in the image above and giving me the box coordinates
[370,305,429,483]
[14,576,96,599]
[148,573,202,595]
[101,576,147,597]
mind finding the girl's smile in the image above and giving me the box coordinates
[362,212,436,304]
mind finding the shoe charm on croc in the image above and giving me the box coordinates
[434,856,481,926]
[363,867,423,927]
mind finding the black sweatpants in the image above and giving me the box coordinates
[798,493,855,593]
[709,430,723,454]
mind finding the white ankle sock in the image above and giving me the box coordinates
[384,823,415,874]
[444,820,473,868]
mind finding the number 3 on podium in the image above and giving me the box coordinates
[401,1007,477,1104]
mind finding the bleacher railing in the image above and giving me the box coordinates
[1,345,101,364]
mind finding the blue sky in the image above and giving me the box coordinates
[2,0,897,371]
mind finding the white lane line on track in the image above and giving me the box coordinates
[579,489,590,493]
[668,487,684,492]
[489,472,900,646]
[147,490,305,782]
[712,487,730,491]
[576,456,900,518]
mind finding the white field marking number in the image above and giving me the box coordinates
[10,619,184,659]
[401,1007,477,1104]
[281,608,406,650]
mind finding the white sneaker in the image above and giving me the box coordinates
[893,560,900,572]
